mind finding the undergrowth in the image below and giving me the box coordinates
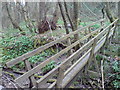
[110,60,120,88]
[1,36,57,70]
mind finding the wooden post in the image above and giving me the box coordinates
[67,37,73,56]
[88,27,91,33]
[56,66,65,88]
[104,26,112,47]
[85,38,97,74]
[24,60,36,87]
[93,54,100,74]
[112,21,118,41]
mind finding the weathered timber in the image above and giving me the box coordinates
[41,19,118,88]
[56,66,65,88]
[14,26,103,84]
[5,19,119,88]
[24,60,36,87]
[6,19,105,67]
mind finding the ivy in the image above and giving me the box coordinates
[1,36,34,66]
[1,35,58,71]
[42,61,56,74]
[111,61,120,88]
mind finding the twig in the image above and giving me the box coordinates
[101,59,104,89]
[82,3,100,20]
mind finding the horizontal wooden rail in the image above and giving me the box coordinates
[36,19,118,88]
[6,18,119,88]
[62,49,92,87]
[6,19,105,67]
[62,19,118,87]
[36,35,96,87]
[14,25,105,85]
[95,19,118,41]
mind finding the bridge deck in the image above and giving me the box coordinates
[5,19,118,88]
[62,34,106,87]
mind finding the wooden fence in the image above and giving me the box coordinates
[5,18,118,88]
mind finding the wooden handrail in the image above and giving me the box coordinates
[36,19,118,88]
[6,19,105,67]
[6,18,119,88]
[14,24,105,86]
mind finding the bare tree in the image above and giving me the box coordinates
[18,2,35,33]
[63,1,75,32]
[52,3,59,24]
[6,3,25,35]
[58,2,69,34]
[104,2,114,23]
[73,2,79,40]
[73,2,80,50]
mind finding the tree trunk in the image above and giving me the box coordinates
[52,3,59,24]
[104,2,114,23]
[73,2,80,49]
[58,2,69,34]
[58,2,73,55]
[64,1,75,32]
[18,2,34,33]
[6,3,25,35]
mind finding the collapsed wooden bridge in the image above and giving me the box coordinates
[6,18,118,88]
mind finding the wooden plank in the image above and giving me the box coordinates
[6,38,63,67]
[64,69,84,88]
[36,67,59,88]
[92,54,100,75]
[60,19,118,88]
[108,25,116,38]
[67,37,73,55]
[31,28,109,86]
[62,33,109,87]
[95,19,118,41]
[24,60,36,87]
[48,81,56,88]
[14,28,99,84]
[96,34,107,45]
[36,38,95,87]
[62,49,91,87]
[31,22,109,88]
[56,67,65,88]
[6,19,105,67]
[85,37,97,74]
[88,70,99,78]
[94,37,106,53]
[64,48,92,76]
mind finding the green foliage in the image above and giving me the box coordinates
[96,54,103,60]
[1,36,34,65]
[1,34,58,70]
[28,54,44,64]
[42,61,56,74]
[28,48,56,64]
[110,61,120,88]
[73,81,79,86]
[113,80,120,88]
[79,22,86,26]
[91,24,100,30]
[57,19,64,25]
[19,21,37,35]
[112,61,120,72]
